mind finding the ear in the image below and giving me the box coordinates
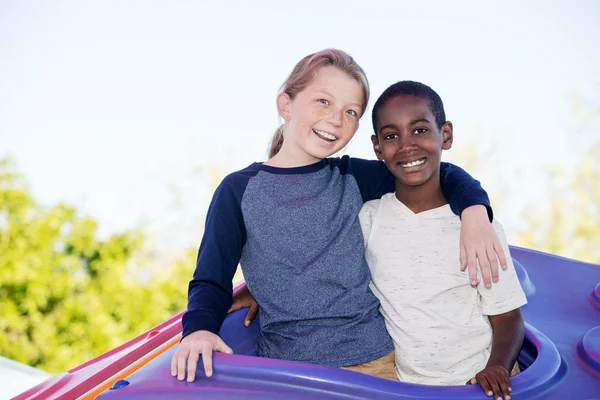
[371,135,384,161]
[441,121,453,150]
[276,93,292,122]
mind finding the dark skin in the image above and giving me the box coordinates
[470,310,524,400]
[373,94,524,400]
[230,93,525,400]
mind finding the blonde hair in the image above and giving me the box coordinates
[268,49,369,159]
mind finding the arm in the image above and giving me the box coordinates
[470,309,524,400]
[172,175,247,381]
[487,309,524,372]
[345,156,395,202]
[471,221,528,399]
[440,162,507,287]
[440,162,492,220]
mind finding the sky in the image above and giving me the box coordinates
[1,0,599,255]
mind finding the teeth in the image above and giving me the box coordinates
[401,159,425,168]
[314,129,337,141]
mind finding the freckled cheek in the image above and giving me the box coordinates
[310,108,329,121]
[342,119,359,135]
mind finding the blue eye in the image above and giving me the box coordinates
[318,99,329,105]
[346,109,357,117]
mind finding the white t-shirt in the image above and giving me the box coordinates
[359,193,527,385]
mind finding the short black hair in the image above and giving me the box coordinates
[372,81,446,133]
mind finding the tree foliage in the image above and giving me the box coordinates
[518,144,600,264]
[0,158,192,373]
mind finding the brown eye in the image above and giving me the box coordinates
[413,128,427,135]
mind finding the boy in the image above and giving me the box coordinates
[360,81,527,400]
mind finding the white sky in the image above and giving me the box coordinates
[1,0,599,253]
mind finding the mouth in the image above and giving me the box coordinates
[313,129,338,142]
[397,157,426,168]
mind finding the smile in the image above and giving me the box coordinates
[313,129,337,141]
[398,158,426,168]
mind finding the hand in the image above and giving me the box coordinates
[171,330,233,382]
[228,284,258,326]
[468,365,512,400]
[460,205,507,288]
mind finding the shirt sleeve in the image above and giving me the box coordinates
[181,174,247,338]
[346,157,493,221]
[358,199,381,248]
[346,157,395,202]
[478,220,528,315]
[439,162,493,221]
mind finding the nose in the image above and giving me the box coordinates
[327,107,344,127]
[397,133,417,153]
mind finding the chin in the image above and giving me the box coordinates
[309,147,340,160]
[397,175,428,187]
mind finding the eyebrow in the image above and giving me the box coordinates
[316,90,362,109]
[378,117,434,134]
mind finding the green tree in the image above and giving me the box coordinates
[0,157,191,373]
[518,144,600,264]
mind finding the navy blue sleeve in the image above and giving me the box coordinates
[440,162,493,221]
[343,156,395,202]
[181,173,248,339]
[344,156,493,221]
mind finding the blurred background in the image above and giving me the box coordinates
[1,0,599,394]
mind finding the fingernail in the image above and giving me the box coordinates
[206,370,212,377]
[506,396,511,400]
[493,277,499,282]
[487,391,493,396]
[187,377,194,382]
[497,397,502,400]
[485,283,491,288]
[471,280,477,286]
[244,320,249,326]
[508,387,512,392]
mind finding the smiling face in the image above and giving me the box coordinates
[373,94,453,190]
[276,66,364,166]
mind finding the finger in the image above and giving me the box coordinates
[477,374,494,397]
[214,338,234,355]
[202,345,213,377]
[486,242,499,283]
[186,350,200,382]
[245,304,258,326]
[498,374,511,400]
[228,302,242,313]
[478,249,492,288]
[467,377,476,385]
[460,242,467,272]
[171,348,179,376]
[467,248,478,287]
[494,239,508,270]
[488,375,504,400]
[501,371,512,398]
[177,348,189,381]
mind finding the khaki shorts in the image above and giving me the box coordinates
[340,351,398,380]
[341,352,519,382]
[511,362,521,376]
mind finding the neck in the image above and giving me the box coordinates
[394,172,447,214]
